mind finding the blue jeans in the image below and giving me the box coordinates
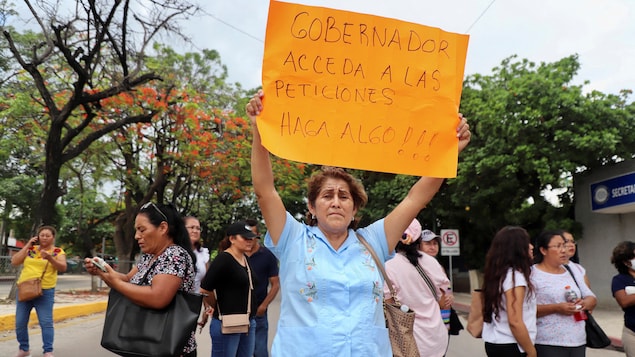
[210,317,256,357]
[15,288,55,353]
[253,315,269,357]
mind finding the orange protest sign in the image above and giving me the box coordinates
[260,1,469,177]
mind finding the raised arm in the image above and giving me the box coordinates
[384,115,471,251]
[247,90,287,244]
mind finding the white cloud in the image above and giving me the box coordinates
[177,0,635,96]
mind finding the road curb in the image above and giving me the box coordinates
[0,301,107,332]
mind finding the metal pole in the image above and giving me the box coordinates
[449,256,454,290]
[99,235,105,289]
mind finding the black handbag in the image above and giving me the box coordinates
[449,308,464,335]
[563,265,611,349]
[101,258,204,357]
[584,311,611,348]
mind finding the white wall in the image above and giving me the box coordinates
[574,159,635,309]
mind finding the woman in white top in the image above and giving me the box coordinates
[185,216,209,292]
[561,230,591,288]
[531,230,597,357]
[481,226,537,357]
[185,216,211,331]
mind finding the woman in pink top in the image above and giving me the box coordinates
[384,219,451,357]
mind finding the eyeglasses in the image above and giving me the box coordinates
[186,226,202,232]
[140,202,168,222]
[547,244,566,250]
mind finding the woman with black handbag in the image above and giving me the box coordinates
[531,230,597,357]
[84,202,198,357]
[419,228,464,336]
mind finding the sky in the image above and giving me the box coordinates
[175,0,635,97]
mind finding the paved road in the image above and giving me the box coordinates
[0,294,624,356]
[1,274,104,299]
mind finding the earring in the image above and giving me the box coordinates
[311,214,316,220]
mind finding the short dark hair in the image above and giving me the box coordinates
[305,167,367,229]
[611,241,635,275]
[533,230,565,264]
[37,225,57,237]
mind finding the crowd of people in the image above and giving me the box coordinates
[11,87,635,357]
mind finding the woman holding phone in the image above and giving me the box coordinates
[11,226,67,357]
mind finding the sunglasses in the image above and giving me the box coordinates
[140,202,168,222]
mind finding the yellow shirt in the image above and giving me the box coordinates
[17,246,66,289]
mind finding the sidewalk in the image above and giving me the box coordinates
[0,290,108,333]
[452,292,625,352]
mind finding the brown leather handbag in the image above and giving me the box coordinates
[17,261,49,302]
[357,233,420,357]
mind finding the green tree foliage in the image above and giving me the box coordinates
[446,54,635,268]
[1,0,200,229]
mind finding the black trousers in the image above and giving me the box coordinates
[485,342,527,357]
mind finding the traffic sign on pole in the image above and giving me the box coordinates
[440,229,460,256]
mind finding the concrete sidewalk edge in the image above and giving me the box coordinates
[0,301,107,332]
[452,300,624,352]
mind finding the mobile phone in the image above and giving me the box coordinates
[92,257,108,272]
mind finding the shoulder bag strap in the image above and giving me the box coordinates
[355,233,402,306]
[40,261,50,279]
[415,264,439,301]
[140,257,160,285]
[563,264,583,297]
[216,255,253,319]
[245,255,252,315]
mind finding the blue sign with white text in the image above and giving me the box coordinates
[590,172,635,213]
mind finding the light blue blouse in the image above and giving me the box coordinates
[265,212,392,357]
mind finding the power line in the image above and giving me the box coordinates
[208,12,263,43]
[207,1,494,41]
[465,0,496,33]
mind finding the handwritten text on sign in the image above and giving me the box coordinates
[260,1,469,177]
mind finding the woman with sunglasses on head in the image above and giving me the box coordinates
[84,202,198,357]
[481,226,536,357]
[530,230,597,357]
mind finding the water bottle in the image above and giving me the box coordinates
[440,287,452,330]
[400,304,410,313]
[564,285,587,321]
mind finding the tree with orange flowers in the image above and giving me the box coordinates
[1,0,200,230]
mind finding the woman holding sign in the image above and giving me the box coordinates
[246,90,470,356]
